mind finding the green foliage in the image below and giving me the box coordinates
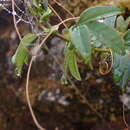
[69,25,91,63]
[113,54,130,90]
[64,43,81,80]
[12,34,38,76]
[116,16,130,32]
[78,6,123,24]
[12,4,130,90]
[124,30,130,49]
[29,0,51,23]
[86,21,125,55]
[40,7,52,23]
[68,50,81,81]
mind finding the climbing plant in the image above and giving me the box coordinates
[8,0,130,129]
[12,2,130,90]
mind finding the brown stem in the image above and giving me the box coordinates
[11,0,22,40]
[48,4,68,29]
[26,57,46,130]
[53,0,75,18]
[57,17,79,27]
[26,32,52,130]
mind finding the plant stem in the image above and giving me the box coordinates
[94,48,110,52]
[26,32,53,130]
[57,17,79,27]
[55,33,69,41]
[49,4,68,29]
[53,0,75,18]
[26,57,46,130]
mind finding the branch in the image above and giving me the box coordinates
[26,57,46,130]
[48,4,68,29]
[11,0,22,40]
[53,0,75,18]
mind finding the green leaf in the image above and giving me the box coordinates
[12,34,38,76]
[63,43,81,80]
[124,30,130,42]
[69,25,91,63]
[116,16,127,32]
[63,42,72,76]
[68,50,81,81]
[29,7,39,16]
[40,7,52,23]
[78,6,123,24]
[113,53,130,90]
[86,21,125,55]
[124,30,130,49]
[116,16,130,32]
[33,0,39,8]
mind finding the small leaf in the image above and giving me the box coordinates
[63,43,81,80]
[63,42,72,76]
[12,34,38,76]
[69,25,91,63]
[78,6,123,24]
[113,53,130,90]
[29,7,39,16]
[33,0,39,8]
[40,7,52,23]
[68,50,81,80]
[116,16,127,32]
[86,21,125,55]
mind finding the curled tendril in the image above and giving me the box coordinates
[99,49,113,75]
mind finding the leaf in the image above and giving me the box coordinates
[124,30,130,49]
[124,30,130,42]
[86,21,125,55]
[69,25,91,63]
[63,42,72,76]
[33,0,39,8]
[12,34,38,76]
[68,50,81,80]
[113,53,130,90]
[63,43,81,80]
[125,16,130,29]
[78,6,123,24]
[116,16,127,32]
[116,16,130,32]
[40,7,52,23]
